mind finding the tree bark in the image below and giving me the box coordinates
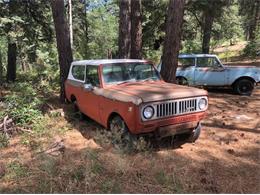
[161,0,185,83]
[51,0,73,103]
[202,10,214,54]
[0,49,3,85]
[84,0,89,45]
[6,42,17,82]
[68,0,73,48]
[118,0,131,59]
[130,0,142,59]
[249,0,260,41]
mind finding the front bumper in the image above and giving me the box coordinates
[134,111,206,134]
[157,121,199,138]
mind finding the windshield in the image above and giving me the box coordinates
[102,63,160,84]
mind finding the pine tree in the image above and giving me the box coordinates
[51,0,73,102]
[161,0,185,83]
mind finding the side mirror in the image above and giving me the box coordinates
[83,84,94,91]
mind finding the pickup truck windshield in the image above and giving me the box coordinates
[102,63,160,84]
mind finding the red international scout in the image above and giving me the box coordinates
[65,59,208,144]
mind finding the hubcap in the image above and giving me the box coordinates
[239,82,251,93]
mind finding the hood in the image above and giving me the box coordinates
[95,81,208,105]
[223,65,257,69]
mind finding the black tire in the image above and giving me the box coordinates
[233,79,254,96]
[109,115,136,150]
[176,77,188,85]
[73,100,79,112]
[72,99,85,120]
[188,123,201,143]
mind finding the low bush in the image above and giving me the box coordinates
[243,41,260,58]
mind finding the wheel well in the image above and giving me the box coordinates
[232,76,256,86]
[176,76,187,80]
[70,95,76,102]
[107,112,127,130]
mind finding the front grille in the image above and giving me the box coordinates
[155,98,197,118]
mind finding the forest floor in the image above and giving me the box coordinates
[0,51,260,193]
[0,85,259,193]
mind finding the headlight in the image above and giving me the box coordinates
[198,98,207,110]
[143,106,154,119]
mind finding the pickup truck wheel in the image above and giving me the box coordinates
[188,123,201,143]
[234,79,254,96]
[176,77,188,85]
[109,116,135,150]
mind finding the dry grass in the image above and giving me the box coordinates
[0,86,259,193]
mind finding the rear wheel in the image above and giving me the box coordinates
[109,115,136,150]
[233,79,254,96]
[72,99,84,119]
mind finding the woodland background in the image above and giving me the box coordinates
[0,0,259,193]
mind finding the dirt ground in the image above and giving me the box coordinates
[0,86,260,193]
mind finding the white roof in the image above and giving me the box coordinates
[71,59,149,66]
[179,54,217,58]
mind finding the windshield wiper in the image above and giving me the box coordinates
[139,77,157,82]
[117,79,136,85]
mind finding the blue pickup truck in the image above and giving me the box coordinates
[158,54,260,95]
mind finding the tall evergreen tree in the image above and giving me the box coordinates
[239,0,260,41]
[0,49,2,85]
[51,0,73,102]
[118,0,131,58]
[161,0,185,83]
[130,0,142,59]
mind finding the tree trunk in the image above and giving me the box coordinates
[0,49,3,85]
[118,0,131,59]
[130,0,142,59]
[161,0,185,83]
[249,0,260,41]
[202,10,214,54]
[6,42,17,82]
[51,0,73,103]
[84,0,89,43]
[68,0,73,48]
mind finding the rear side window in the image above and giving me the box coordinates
[86,66,100,87]
[196,57,221,68]
[72,65,85,81]
[178,58,195,67]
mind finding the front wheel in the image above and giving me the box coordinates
[109,115,136,150]
[188,123,201,143]
[233,79,254,96]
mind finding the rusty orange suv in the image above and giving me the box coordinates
[65,59,208,144]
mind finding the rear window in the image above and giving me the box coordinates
[72,65,85,81]
[86,66,100,87]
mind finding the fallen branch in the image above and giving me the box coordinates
[0,116,17,137]
[0,118,12,129]
[37,139,65,156]
[3,116,9,138]
[17,127,33,134]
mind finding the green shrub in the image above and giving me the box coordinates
[243,41,260,58]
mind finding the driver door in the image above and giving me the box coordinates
[194,57,227,86]
[81,65,101,123]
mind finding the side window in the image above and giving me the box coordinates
[72,65,85,81]
[197,57,221,68]
[178,58,195,67]
[86,66,100,87]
